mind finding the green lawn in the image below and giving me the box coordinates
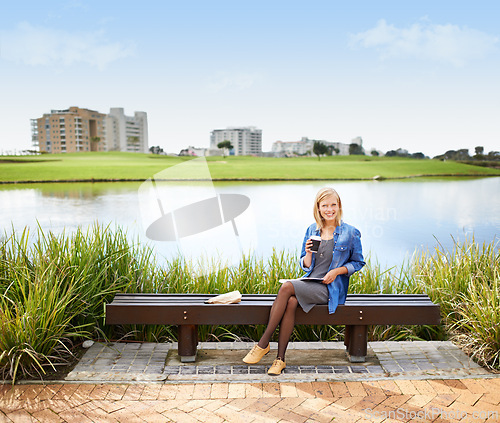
[0,152,499,182]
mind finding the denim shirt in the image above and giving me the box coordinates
[300,221,365,313]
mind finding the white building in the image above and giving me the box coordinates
[210,127,262,156]
[272,137,361,157]
[272,138,313,156]
[105,108,149,153]
[179,146,209,156]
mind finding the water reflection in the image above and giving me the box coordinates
[0,178,498,268]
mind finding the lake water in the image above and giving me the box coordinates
[0,177,499,269]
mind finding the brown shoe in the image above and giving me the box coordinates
[268,358,286,375]
[243,344,270,364]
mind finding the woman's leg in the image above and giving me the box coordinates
[257,281,296,349]
[276,296,298,360]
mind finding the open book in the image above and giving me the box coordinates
[279,277,324,284]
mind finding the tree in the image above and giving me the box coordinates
[349,143,364,155]
[149,146,164,154]
[313,141,328,160]
[90,136,101,152]
[474,146,485,160]
[411,152,425,159]
[385,148,417,158]
[371,150,379,157]
[487,151,499,160]
[446,149,470,160]
[434,149,471,161]
[327,145,340,156]
[217,140,233,158]
[385,150,397,157]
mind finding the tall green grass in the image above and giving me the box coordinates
[0,224,155,381]
[411,237,500,370]
[1,225,498,382]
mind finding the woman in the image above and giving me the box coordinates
[243,187,365,375]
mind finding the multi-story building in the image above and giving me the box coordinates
[272,137,361,157]
[106,108,148,153]
[179,146,208,156]
[272,138,313,156]
[32,107,107,153]
[210,127,262,156]
[31,106,148,154]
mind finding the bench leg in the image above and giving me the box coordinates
[344,325,351,350]
[178,324,198,362]
[346,325,367,363]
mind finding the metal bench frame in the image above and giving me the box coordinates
[105,293,441,363]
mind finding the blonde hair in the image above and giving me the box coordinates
[313,187,343,230]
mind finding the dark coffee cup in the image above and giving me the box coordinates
[310,236,321,253]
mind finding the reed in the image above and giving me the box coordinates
[410,236,500,370]
[449,274,500,370]
[1,225,498,381]
[0,239,92,382]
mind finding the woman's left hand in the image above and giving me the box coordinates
[322,269,338,284]
[322,266,348,284]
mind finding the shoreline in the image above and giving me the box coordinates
[1,173,499,185]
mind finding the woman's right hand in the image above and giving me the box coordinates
[305,238,314,254]
[303,238,314,268]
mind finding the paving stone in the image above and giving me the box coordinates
[214,366,232,374]
[179,366,197,375]
[284,366,300,374]
[232,366,249,375]
[416,362,436,370]
[197,366,215,374]
[163,366,180,375]
[299,366,316,374]
[351,366,368,373]
[333,366,350,373]
[228,383,246,399]
[366,366,384,374]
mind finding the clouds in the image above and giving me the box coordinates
[0,22,135,70]
[206,72,262,93]
[350,19,498,67]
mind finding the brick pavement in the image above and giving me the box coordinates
[1,378,499,422]
[1,341,499,421]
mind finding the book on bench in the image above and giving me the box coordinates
[279,277,325,283]
[299,277,325,283]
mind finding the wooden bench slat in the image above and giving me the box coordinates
[108,298,437,303]
[110,293,435,301]
[111,293,432,298]
[106,303,440,326]
[108,300,436,307]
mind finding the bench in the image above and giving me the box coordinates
[105,293,441,363]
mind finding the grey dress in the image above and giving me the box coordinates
[290,238,333,313]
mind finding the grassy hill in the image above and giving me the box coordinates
[0,152,499,183]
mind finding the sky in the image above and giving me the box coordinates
[1,0,499,157]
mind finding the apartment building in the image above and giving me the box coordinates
[106,108,149,153]
[210,127,262,156]
[272,138,313,156]
[272,137,361,156]
[32,107,107,153]
[32,106,148,153]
